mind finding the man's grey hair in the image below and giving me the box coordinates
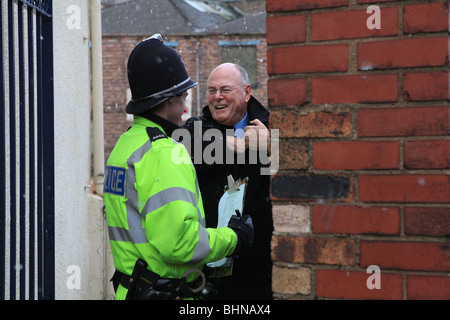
[234,64,250,86]
[209,63,250,86]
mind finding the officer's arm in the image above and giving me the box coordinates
[141,144,237,266]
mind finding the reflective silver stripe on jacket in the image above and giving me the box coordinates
[108,138,211,263]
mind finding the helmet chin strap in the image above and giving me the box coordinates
[131,78,193,102]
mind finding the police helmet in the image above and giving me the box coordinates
[126,34,198,114]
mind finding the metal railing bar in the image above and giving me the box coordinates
[8,0,17,300]
[18,0,27,300]
[27,4,36,301]
[39,6,55,299]
[35,10,43,300]
[0,0,7,301]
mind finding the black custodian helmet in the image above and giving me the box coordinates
[126,34,198,114]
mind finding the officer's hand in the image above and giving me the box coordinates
[227,214,254,256]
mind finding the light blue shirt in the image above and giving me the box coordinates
[234,112,249,138]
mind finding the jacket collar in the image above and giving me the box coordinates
[134,112,179,137]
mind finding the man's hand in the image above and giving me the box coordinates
[226,135,246,154]
[225,119,271,154]
[244,119,271,152]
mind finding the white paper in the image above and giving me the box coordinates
[217,185,246,228]
[207,179,247,270]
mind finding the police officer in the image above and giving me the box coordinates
[104,35,253,300]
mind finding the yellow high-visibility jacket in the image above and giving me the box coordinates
[104,115,237,300]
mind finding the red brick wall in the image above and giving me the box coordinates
[267,0,449,299]
[102,34,267,160]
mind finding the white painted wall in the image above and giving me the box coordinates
[52,0,113,300]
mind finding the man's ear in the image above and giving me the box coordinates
[244,84,251,103]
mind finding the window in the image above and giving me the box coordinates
[219,41,259,88]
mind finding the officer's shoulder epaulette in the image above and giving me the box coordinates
[146,127,167,142]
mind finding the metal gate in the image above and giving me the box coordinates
[1,0,54,300]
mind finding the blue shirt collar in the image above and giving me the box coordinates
[233,112,249,138]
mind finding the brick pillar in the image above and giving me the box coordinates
[267,0,449,300]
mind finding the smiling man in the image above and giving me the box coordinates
[104,38,254,301]
[183,63,274,300]
[206,64,249,127]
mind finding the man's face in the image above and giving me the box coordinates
[207,64,251,126]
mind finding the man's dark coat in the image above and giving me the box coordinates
[183,96,273,299]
